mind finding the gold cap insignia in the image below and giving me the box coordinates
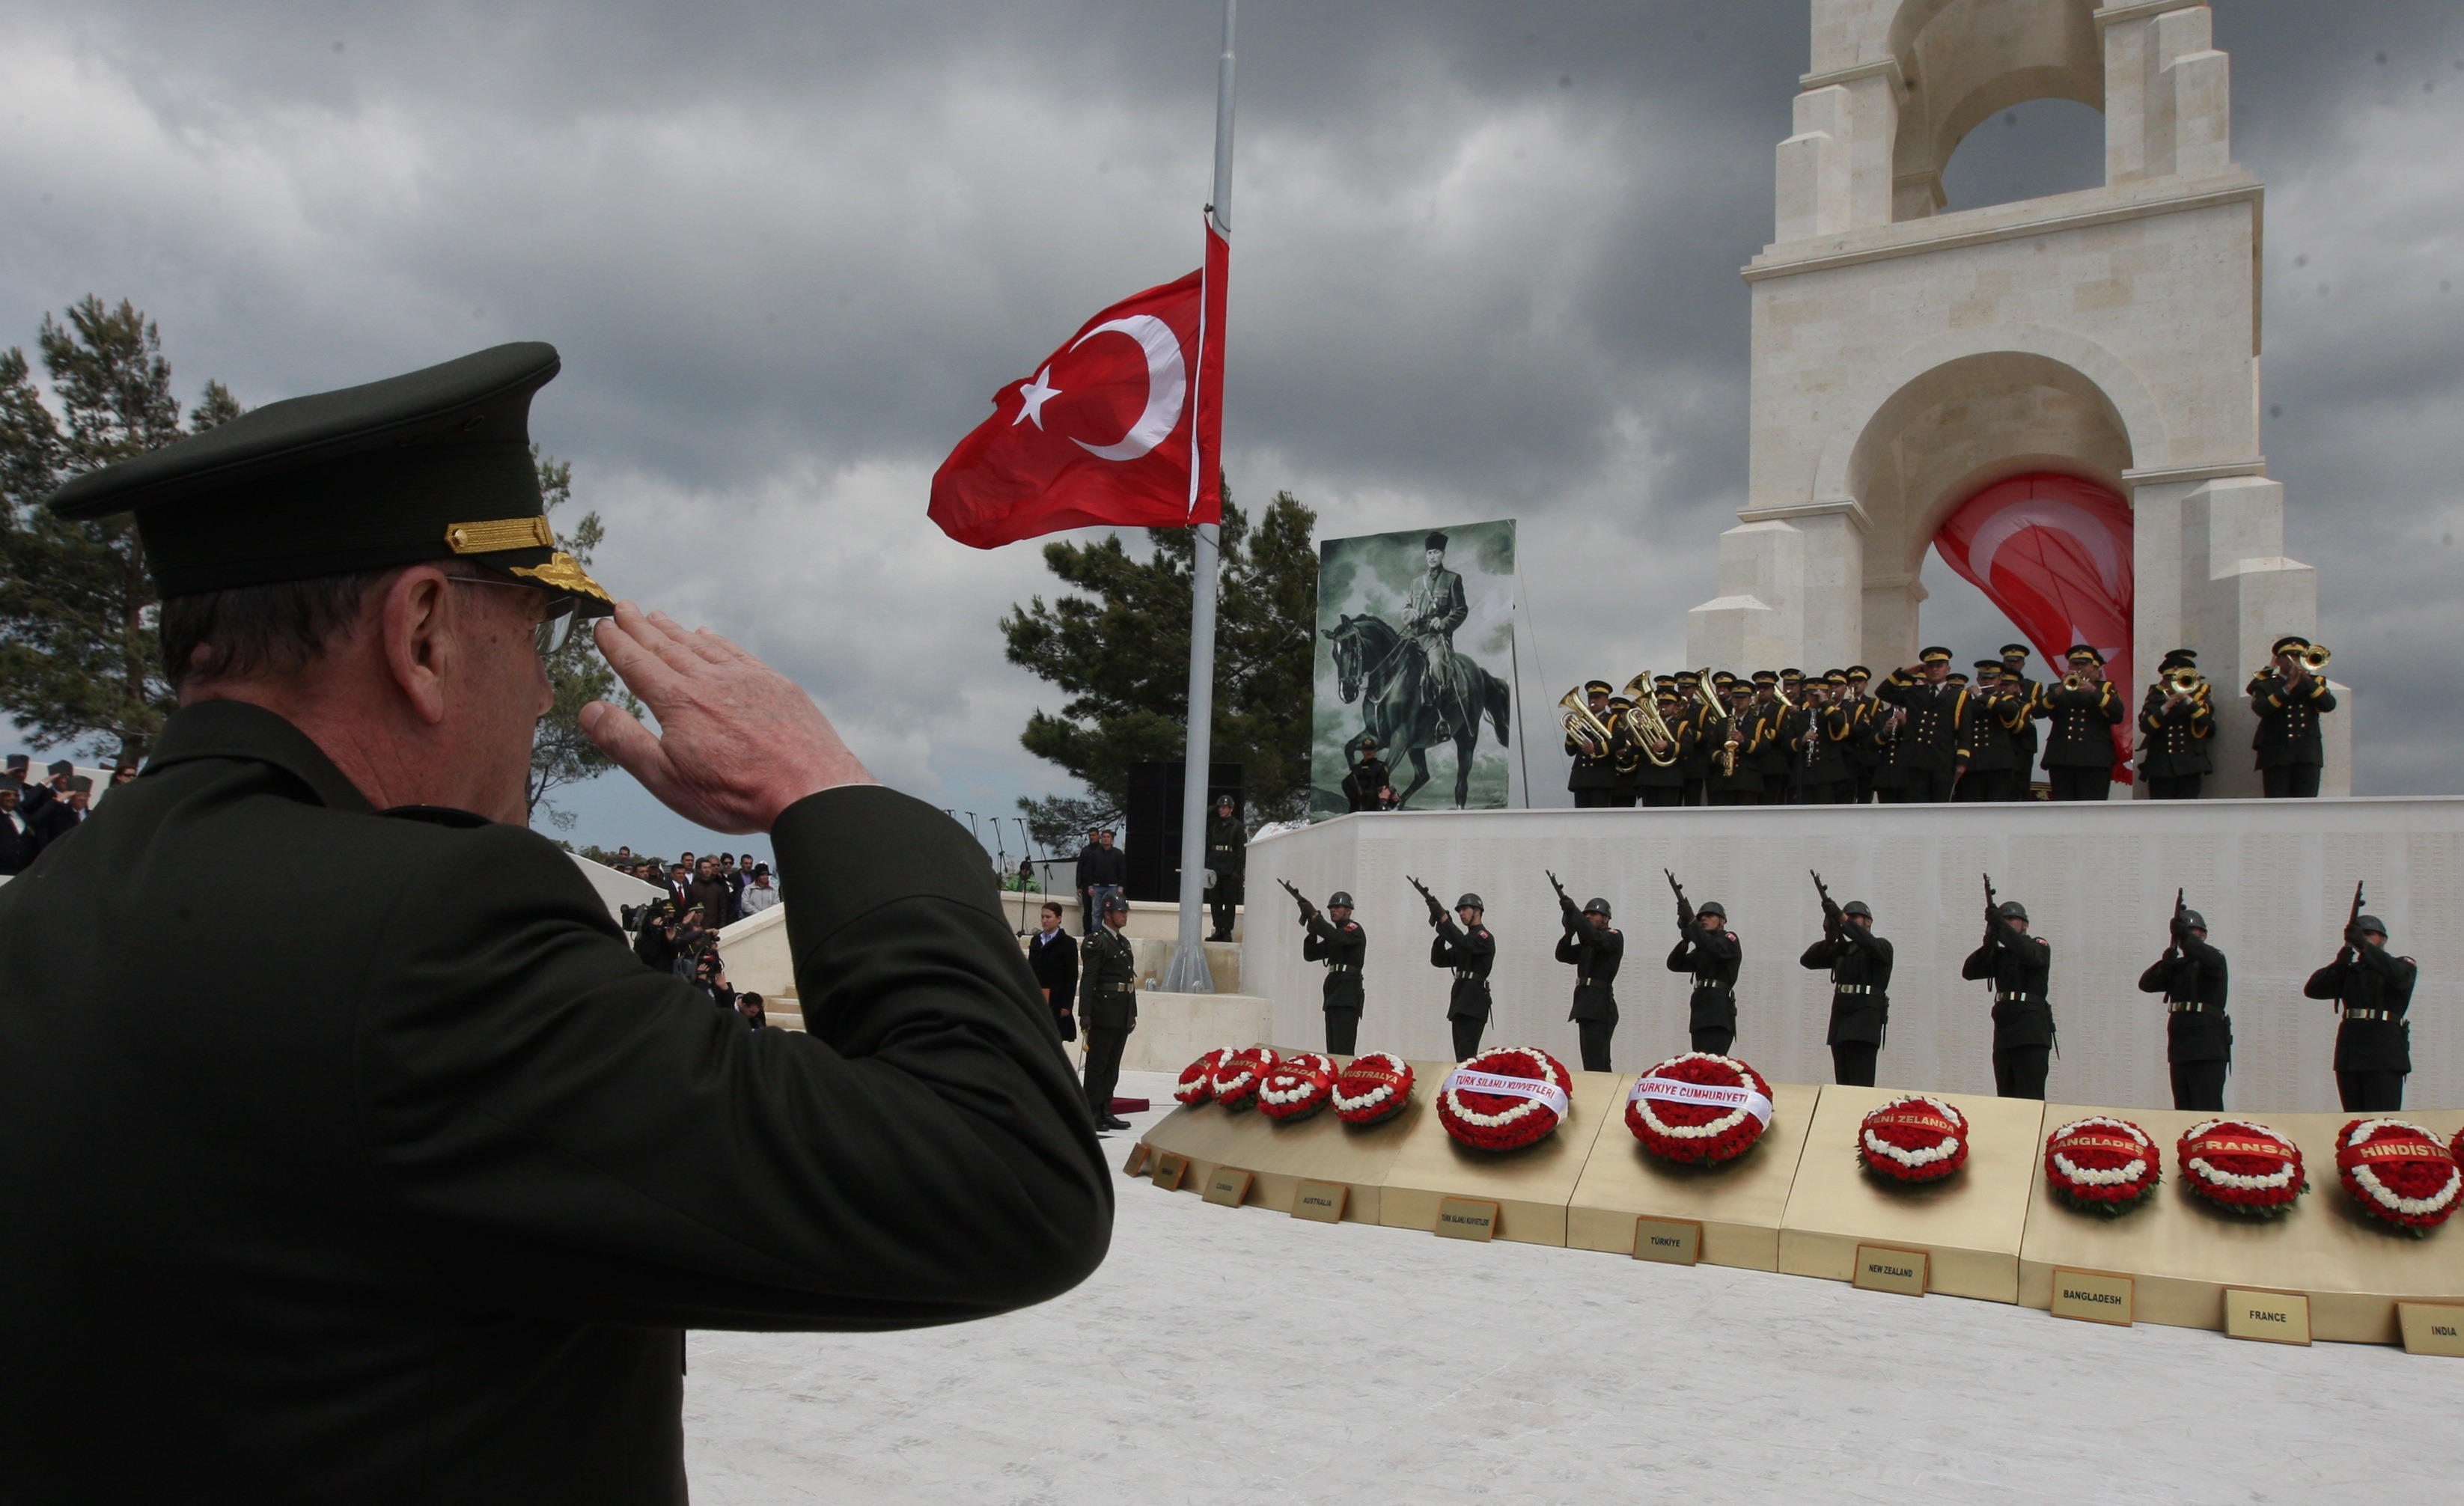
[445,516,557,554]
[508,550,614,606]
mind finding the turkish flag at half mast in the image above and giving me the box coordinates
[929,218,1228,548]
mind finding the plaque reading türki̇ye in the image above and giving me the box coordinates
[2397,1303,2464,1357]
[1436,1197,1501,1242]
[1203,1167,1253,1207]
[2049,1268,2134,1327]
[1291,1180,1349,1223]
[1632,1216,1702,1266]
[1852,1245,1927,1297]
[1150,1150,1190,1192]
[2224,1288,2311,1346]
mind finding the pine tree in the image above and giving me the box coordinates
[525,448,641,831]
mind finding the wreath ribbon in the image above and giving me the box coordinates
[1630,1074,1772,1126]
[1445,1068,1570,1117]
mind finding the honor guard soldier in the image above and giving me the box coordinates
[1876,647,1961,801]
[1566,680,1618,808]
[1954,661,2028,802]
[2138,650,2216,800]
[1419,885,1495,1061]
[1079,896,1141,1130]
[1204,793,1245,941]
[2305,906,2417,1110]
[1665,883,1742,1055]
[0,342,1109,1497]
[1705,678,1766,805]
[2035,645,2125,801]
[1964,895,2056,1099]
[1801,891,1891,1086]
[1301,890,1368,1053]
[2249,635,2337,798]
[1839,667,1879,803]
[1551,879,1622,1071]
[1343,737,1392,813]
[1999,644,2041,785]
[1675,671,1715,806]
[2138,900,2230,1110]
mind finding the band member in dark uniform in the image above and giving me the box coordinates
[1954,660,2028,802]
[1784,673,1854,803]
[1706,680,1766,806]
[1674,671,1715,807]
[2305,909,2417,1111]
[1802,895,1891,1086]
[1748,671,1791,805]
[1605,693,1641,808]
[1666,894,1742,1055]
[1343,739,1391,813]
[1839,666,1879,803]
[1204,793,1245,940]
[1425,889,1495,1061]
[1300,890,1367,1054]
[1877,647,1961,802]
[2138,903,2229,1110]
[1566,680,1618,808]
[1632,678,1690,808]
[1079,896,1140,1130]
[1963,897,2055,1099]
[2138,650,2216,800]
[1999,643,2040,789]
[2035,645,2124,801]
[2249,635,2337,798]
[1552,885,1621,1071]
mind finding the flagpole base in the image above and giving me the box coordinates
[1161,939,1218,994]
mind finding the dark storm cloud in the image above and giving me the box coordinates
[1,1,2458,847]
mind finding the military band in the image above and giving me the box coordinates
[1563,680,1618,808]
[2137,649,2216,799]
[2250,635,2336,798]
[2036,645,2126,801]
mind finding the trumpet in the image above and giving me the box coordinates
[2297,643,2332,672]
[2160,667,2208,697]
[1617,674,1681,766]
[1558,686,1613,759]
[2062,671,2089,692]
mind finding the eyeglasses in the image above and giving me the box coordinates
[448,574,582,655]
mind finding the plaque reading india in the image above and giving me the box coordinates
[2397,1303,2464,1358]
[1632,1216,1702,1266]
[1852,1245,1927,1297]
[1435,1197,1500,1242]
[2049,1269,2134,1327]
[1291,1180,1348,1224]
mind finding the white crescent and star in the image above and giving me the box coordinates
[1007,315,1186,462]
[1964,496,2124,594]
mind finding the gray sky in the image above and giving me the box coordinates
[4,1,2459,857]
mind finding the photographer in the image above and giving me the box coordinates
[632,899,681,974]
[690,951,736,1013]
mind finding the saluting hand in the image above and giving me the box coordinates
[583,601,876,832]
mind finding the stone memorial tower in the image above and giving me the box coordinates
[1686,0,2346,795]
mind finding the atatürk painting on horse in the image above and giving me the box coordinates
[1322,612,1510,808]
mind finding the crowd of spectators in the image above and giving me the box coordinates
[600,845,773,1031]
[1,755,135,876]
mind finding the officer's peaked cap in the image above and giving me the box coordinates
[1582,896,1611,917]
[2066,644,2103,664]
[1751,670,1778,685]
[2355,914,2387,934]
[1998,900,2029,921]
[1920,646,1952,662]
[2272,635,2311,655]
[1456,893,1484,912]
[1842,900,1872,919]
[1328,891,1354,908]
[1584,680,1613,695]
[1697,899,1727,919]
[1845,665,1871,680]
[2000,643,2031,659]
[47,342,611,613]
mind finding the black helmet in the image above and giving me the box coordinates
[1328,891,1355,909]
[1582,897,1611,918]
[2355,914,2387,936]
[1842,900,1872,920]
[1697,900,1727,920]
[2180,908,2207,931]
[1998,900,2029,922]
[1456,893,1485,912]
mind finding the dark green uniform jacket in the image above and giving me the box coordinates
[1555,921,1621,1023]
[1665,921,1742,1034]
[1302,914,1366,1013]
[1955,686,2026,775]
[2138,934,2230,1064]
[2306,936,2418,1073]
[1801,924,1892,1046]
[2036,680,2124,769]
[1431,915,1495,1022]
[1077,925,1140,1029]
[2136,688,2215,779]
[1875,674,1961,772]
[2248,671,2336,770]
[0,702,1111,1505]
[1963,916,2055,1049]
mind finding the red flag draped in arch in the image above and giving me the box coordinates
[1932,472,2135,781]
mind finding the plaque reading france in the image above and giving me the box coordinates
[2224,1288,2310,1345]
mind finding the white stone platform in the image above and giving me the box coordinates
[1249,800,2464,1112]
[682,1070,2450,1506]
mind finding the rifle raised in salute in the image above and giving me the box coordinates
[1812,868,1840,936]
[1547,868,1580,927]
[1278,877,1320,927]
[1665,867,1695,930]
[1408,874,1446,929]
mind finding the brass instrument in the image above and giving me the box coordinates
[1617,673,1681,767]
[2160,667,2207,697]
[1688,668,1726,728]
[2061,671,2088,692]
[2298,643,2332,672]
[1558,686,1613,759]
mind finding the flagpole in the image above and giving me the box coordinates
[1162,0,1236,996]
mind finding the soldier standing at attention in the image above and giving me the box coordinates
[2137,650,2216,799]
[2138,902,2230,1110]
[1665,894,1742,1055]
[1552,882,1622,1071]
[2248,635,2338,798]
[1342,737,1391,813]
[1801,895,1891,1087]
[1078,896,1140,1131]
[2035,645,2125,801]
[1565,680,1619,808]
[2305,908,2417,1111]
[1876,647,1961,802]
[1301,890,1368,1054]
[1203,793,1245,942]
[1999,644,2041,790]
[0,343,1109,1498]
[1964,897,2056,1099]
[1423,888,1495,1061]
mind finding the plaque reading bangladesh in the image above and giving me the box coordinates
[1291,1180,1348,1223]
[1203,1167,1253,1207]
[1632,1216,1702,1266]
[1852,1244,1927,1296]
[1436,1197,1500,1242]
[2224,1288,2310,1346]
[2049,1268,2134,1326]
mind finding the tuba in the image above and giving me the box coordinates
[1617,674,1681,767]
[1558,687,1613,759]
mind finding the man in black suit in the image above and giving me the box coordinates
[1027,899,1079,1042]
[0,782,40,875]
[0,342,1109,1502]
[28,775,94,850]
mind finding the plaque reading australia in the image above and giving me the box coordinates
[1291,1180,1349,1223]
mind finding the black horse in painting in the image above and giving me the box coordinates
[1323,613,1511,808]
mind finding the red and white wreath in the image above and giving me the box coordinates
[2336,1118,2462,1234]
[1437,1046,1572,1152]
[1175,1047,1234,1106]
[1209,1046,1280,1112]
[2178,1118,2306,1217]
[1257,1052,1339,1122]
[2043,1116,2161,1216]
[1331,1052,1415,1126]
[1858,1094,1969,1184]
[1625,1052,1775,1166]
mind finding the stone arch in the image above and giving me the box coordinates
[1870,0,2105,219]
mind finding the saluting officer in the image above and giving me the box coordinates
[1302,890,1368,1053]
[2138,903,2230,1110]
[1963,897,2056,1099]
[1665,894,1742,1055]
[1802,896,1891,1086]
[2138,650,2216,800]
[2305,909,2418,1111]
[2035,645,2125,801]
[1566,680,1619,808]
[2249,635,2338,798]
[1554,890,1623,1071]
[1079,896,1141,1130]
[1876,647,1961,802]
[1429,892,1496,1061]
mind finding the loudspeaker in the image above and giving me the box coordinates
[1124,761,1242,902]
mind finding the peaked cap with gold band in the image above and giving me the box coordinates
[45,341,611,614]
